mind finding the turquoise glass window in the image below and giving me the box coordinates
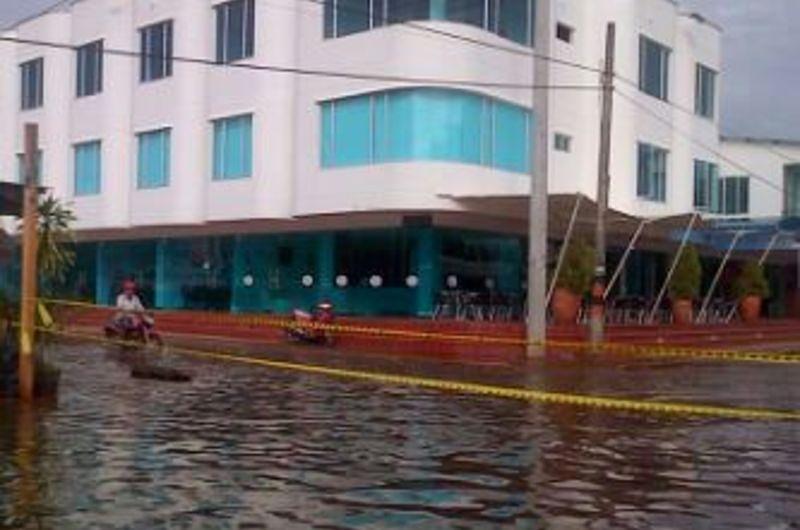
[213,114,253,180]
[137,128,171,189]
[74,141,101,196]
[320,88,532,174]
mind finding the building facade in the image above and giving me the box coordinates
[1,0,765,316]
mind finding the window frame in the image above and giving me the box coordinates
[20,57,44,110]
[693,159,720,212]
[638,35,671,102]
[76,40,104,98]
[73,140,102,196]
[212,114,254,181]
[140,20,174,83]
[556,22,573,43]
[718,176,749,215]
[554,132,572,152]
[137,128,172,189]
[636,142,668,203]
[695,63,717,119]
[324,0,535,46]
[215,0,256,64]
[320,88,531,174]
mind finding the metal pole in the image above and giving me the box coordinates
[648,213,698,324]
[697,231,744,323]
[526,0,552,356]
[590,22,616,345]
[604,219,647,299]
[19,123,39,402]
[546,194,583,305]
[725,230,783,323]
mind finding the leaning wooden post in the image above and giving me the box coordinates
[19,123,39,402]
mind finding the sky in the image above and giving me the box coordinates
[1,0,798,141]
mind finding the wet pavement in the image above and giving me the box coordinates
[1,343,799,529]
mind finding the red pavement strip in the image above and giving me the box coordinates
[49,305,800,361]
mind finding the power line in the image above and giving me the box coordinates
[615,87,784,196]
[0,35,601,92]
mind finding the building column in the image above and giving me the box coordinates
[316,233,339,306]
[414,228,440,317]
[154,238,185,310]
[231,235,269,313]
[95,242,110,306]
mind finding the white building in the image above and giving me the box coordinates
[2,0,777,316]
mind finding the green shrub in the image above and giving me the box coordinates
[669,245,701,300]
[733,262,770,299]
[555,239,596,295]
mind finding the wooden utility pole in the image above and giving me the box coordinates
[590,23,616,345]
[19,123,39,401]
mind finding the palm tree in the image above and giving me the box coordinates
[19,194,77,290]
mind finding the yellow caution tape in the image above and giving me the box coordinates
[36,325,800,422]
[38,297,800,365]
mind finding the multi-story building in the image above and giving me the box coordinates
[1,0,770,317]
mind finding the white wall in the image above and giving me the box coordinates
[720,139,800,218]
[0,0,728,235]
[549,0,723,218]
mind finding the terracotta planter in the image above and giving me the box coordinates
[672,299,694,326]
[739,295,762,323]
[552,287,581,325]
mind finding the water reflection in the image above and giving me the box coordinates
[0,345,798,529]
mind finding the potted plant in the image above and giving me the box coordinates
[552,239,595,325]
[668,245,701,325]
[733,262,770,323]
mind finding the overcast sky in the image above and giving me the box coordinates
[1,0,798,141]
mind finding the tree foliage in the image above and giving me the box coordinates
[668,244,701,300]
[555,238,596,295]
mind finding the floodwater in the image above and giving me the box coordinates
[1,344,799,529]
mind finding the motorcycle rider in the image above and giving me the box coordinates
[114,279,145,329]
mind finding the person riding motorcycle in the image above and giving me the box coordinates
[114,279,145,330]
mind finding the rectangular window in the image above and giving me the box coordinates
[140,20,173,82]
[16,151,43,184]
[76,40,103,97]
[556,22,573,43]
[137,128,171,189]
[554,133,572,152]
[718,176,749,215]
[20,58,44,110]
[213,115,253,180]
[695,63,716,119]
[639,36,670,101]
[74,141,101,196]
[215,0,255,63]
[637,142,667,202]
[323,0,534,46]
[784,164,800,216]
[320,88,531,173]
[693,159,720,212]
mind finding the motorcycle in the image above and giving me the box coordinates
[104,313,164,348]
[285,302,336,346]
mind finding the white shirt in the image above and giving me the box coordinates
[116,293,144,312]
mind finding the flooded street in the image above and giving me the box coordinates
[1,344,799,529]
